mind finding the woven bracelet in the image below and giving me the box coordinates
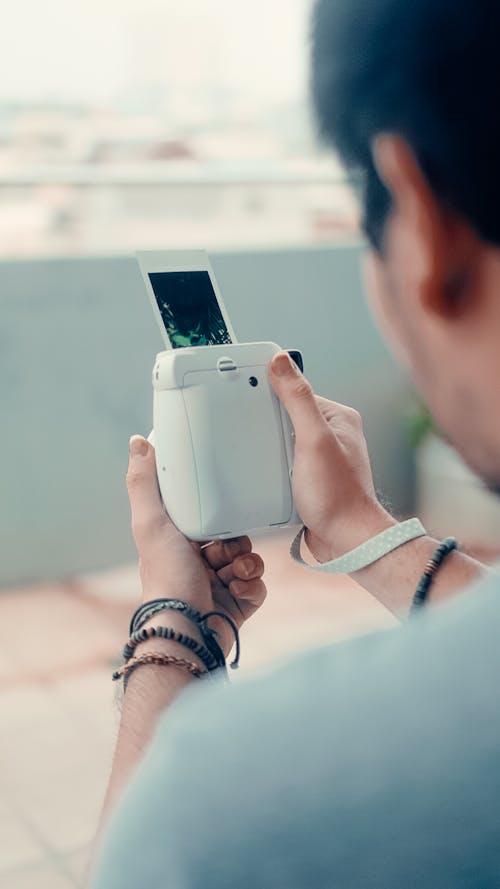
[130,598,203,636]
[410,536,458,615]
[112,652,207,683]
[122,625,218,671]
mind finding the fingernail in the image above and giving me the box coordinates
[129,435,148,457]
[241,557,254,576]
[272,353,296,377]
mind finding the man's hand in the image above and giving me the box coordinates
[96,436,267,827]
[126,435,267,657]
[269,352,482,615]
[269,352,395,563]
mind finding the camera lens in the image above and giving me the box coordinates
[249,376,258,387]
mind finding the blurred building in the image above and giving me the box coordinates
[0,102,357,257]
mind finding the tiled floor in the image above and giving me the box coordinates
[0,532,397,887]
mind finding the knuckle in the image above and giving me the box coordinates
[315,394,331,407]
[291,378,314,400]
[346,407,363,428]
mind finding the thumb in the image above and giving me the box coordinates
[269,352,325,439]
[126,435,170,546]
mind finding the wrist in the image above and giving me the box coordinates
[307,505,397,563]
[352,533,480,614]
[353,533,439,610]
[141,588,211,614]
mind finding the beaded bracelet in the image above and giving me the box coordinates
[122,625,218,672]
[129,598,241,670]
[112,652,207,683]
[410,536,458,615]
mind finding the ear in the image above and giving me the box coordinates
[372,134,479,320]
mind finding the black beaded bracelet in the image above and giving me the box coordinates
[130,598,226,668]
[128,597,241,670]
[410,536,458,615]
[122,625,218,672]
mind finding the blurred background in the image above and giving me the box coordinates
[2,1,500,887]
[0,0,357,257]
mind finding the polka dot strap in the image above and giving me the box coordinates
[290,518,427,574]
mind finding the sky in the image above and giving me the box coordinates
[0,0,313,107]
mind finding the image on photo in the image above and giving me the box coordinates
[148,271,233,348]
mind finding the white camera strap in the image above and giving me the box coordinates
[290,517,426,574]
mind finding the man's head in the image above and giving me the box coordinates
[312,0,500,488]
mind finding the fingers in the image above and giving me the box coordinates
[209,550,266,621]
[202,536,252,570]
[269,352,326,441]
[228,577,267,609]
[126,435,169,549]
[216,552,265,586]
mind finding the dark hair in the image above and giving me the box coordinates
[311,0,500,252]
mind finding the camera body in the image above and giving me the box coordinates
[151,341,300,540]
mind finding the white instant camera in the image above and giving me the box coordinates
[137,250,301,541]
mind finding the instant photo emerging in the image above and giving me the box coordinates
[136,250,237,349]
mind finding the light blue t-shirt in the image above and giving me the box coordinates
[93,573,500,888]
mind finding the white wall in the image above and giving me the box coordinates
[0,245,413,587]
